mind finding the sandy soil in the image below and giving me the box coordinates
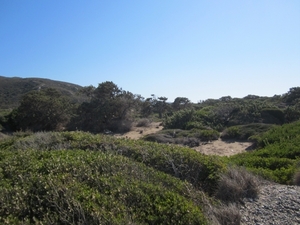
[193,139,253,156]
[114,122,164,140]
[115,122,254,156]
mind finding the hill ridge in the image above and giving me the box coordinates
[0,76,83,109]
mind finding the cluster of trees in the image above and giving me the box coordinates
[164,87,300,131]
[5,82,138,132]
[1,82,300,134]
[8,88,72,131]
[1,81,192,133]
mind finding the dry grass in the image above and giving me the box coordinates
[215,166,260,203]
[202,195,241,225]
[212,203,241,225]
[209,167,260,224]
[293,170,300,186]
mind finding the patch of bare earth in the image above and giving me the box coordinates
[114,122,163,140]
[193,139,253,156]
[117,123,253,156]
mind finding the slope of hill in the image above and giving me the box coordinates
[0,76,83,109]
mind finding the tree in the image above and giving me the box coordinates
[78,85,96,100]
[148,95,170,119]
[9,88,72,131]
[219,96,232,102]
[172,97,191,110]
[156,96,168,119]
[140,97,155,117]
[72,81,140,132]
[140,95,171,119]
[284,87,300,105]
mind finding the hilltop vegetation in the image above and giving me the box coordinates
[0,76,83,109]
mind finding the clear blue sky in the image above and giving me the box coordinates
[1,0,299,102]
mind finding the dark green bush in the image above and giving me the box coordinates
[221,126,240,139]
[185,121,205,130]
[197,129,219,141]
[136,118,151,127]
[106,119,133,133]
[143,133,174,144]
[221,123,274,141]
[163,109,194,129]
[261,108,284,124]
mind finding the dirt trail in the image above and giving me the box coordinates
[193,139,253,156]
[114,122,163,140]
[116,122,253,156]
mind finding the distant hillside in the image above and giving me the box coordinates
[0,76,84,109]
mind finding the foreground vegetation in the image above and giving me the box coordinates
[228,120,300,184]
[0,131,222,224]
[1,119,300,224]
[0,149,206,224]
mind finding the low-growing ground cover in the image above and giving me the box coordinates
[1,131,226,194]
[228,121,300,184]
[0,130,232,224]
[142,128,220,147]
[0,143,208,224]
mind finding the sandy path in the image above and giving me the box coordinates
[116,122,253,156]
[193,139,253,156]
[114,122,163,140]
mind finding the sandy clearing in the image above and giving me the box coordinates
[193,139,253,156]
[114,122,163,140]
[115,122,254,156]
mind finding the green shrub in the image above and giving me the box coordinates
[229,154,296,184]
[136,118,151,127]
[143,133,174,144]
[261,108,284,124]
[197,129,219,141]
[221,123,274,141]
[1,131,226,195]
[227,121,300,184]
[0,146,208,224]
[185,121,204,130]
[163,109,194,129]
[107,119,133,133]
[221,126,240,139]
[257,120,300,148]
[144,129,219,144]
